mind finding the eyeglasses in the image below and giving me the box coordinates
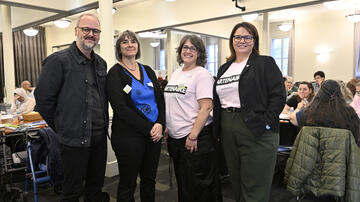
[77,27,101,36]
[182,45,197,52]
[233,35,253,43]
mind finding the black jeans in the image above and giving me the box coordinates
[60,133,107,202]
[167,124,221,202]
[111,134,161,202]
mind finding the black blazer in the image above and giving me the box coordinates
[106,63,165,138]
[213,53,286,137]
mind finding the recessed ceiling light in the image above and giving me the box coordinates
[96,8,116,15]
[242,13,259,22]
[278,23,293,32]
[346,13,360,23]
[165,0,176,2]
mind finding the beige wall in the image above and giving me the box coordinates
[293,9,354,82]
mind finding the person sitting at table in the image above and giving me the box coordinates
[10,88,35,115]
[21,80,35,98]
[284,76,297,98]
[289,80,360,147]
[338,80,353,104]
[282,81,314,114]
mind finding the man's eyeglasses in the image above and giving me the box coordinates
[182,45,197,52]
[233,35,253,43]
[77,27,101,36]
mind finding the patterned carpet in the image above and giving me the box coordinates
[3,146,322,202]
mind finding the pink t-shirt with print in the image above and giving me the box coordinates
[216,59,248,109]
[164,66,214,139]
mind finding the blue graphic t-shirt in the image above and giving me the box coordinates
[123,64,159,123]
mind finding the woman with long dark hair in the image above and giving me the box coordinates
[300,79,360,146]
[213,22,286,202]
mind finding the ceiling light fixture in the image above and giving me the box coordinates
[138,31,167,39]
[346,13,360,23]
[96,7,116,15]
[323,0,345,9]
[23,27,39,36]
[54,18,71,28]
[165,0,176,2]
[278,23,293,32]
[242,13,259,22]
[150,41,160,47]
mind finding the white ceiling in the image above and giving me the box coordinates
[0,0,148,32]
[0,0,359,33]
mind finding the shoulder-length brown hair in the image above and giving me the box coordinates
[298,81,315,103]
[176,35,207,67]
[227,22,259,62]
[115,30,141,61]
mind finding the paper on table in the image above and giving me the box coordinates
[279,113,290,120]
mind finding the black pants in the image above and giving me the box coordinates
[111,134,161,202]
[60,134,107,202]
[167,124,220,202]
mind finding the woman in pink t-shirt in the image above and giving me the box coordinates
[164,35,221,202]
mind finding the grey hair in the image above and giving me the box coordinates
[76,13,100,27]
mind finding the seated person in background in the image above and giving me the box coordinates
[21,80,35,98]
[313,71,325,94]
[282,81,314,114]
[347,78,360,96]
[351,82,360,117]
[290,80,355,126]
[10,88,36,115]
[338,80,353,104]
[299,79,360,146]
[284,76,298,98]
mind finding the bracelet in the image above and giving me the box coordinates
[187,136,197,141]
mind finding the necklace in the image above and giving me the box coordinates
[121,61,137,71]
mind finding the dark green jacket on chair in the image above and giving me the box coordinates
[284,126,360,201]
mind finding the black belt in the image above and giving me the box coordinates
[221,107,241,113]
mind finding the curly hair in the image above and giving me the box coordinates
[300,80,360,146]
[176,35,207,67]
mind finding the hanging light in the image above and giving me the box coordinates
[242,13,259,22]
[346,13,360,23]
[149,41,160,47]
[54,18,71,28]
[96,7,116,15]
[278,23,293,32]
[23,28,39,36]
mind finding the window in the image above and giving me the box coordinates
[203,36,219,76]
[206,43,218,76]
[271,37,289,76]
[270,21,294,76]
[154,39,166,71]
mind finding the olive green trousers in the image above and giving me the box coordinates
[220,110,279,202]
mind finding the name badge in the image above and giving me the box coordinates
[123,85,132,94]
[147,82,154,87]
